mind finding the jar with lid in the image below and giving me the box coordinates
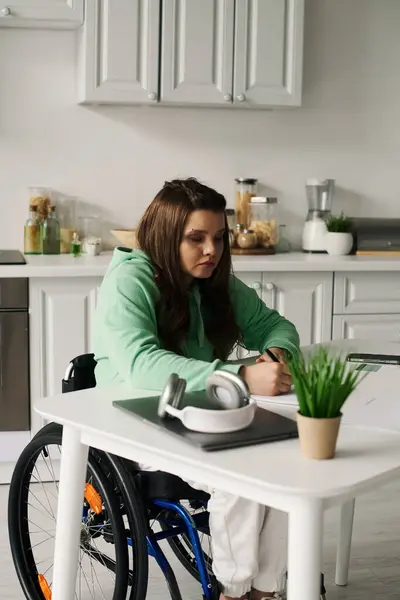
[237,229,258,250]
[249,196,279,248]
[235,178,258,228]
[28,186,51,223]
[24,205,42,254]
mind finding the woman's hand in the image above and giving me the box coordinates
[239,361,292,396]
[256,346,288,364]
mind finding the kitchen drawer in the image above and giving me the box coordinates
[332,314,400,342]
[334,272,400,314]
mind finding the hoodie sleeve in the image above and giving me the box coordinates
[94,261,241,392]
[230,276,300,358]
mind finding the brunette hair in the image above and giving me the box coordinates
[136,178,241,359]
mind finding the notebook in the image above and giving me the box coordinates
[113,391,298,452]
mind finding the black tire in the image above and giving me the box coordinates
[8,429,129,600]
[102,454,149,600]
[159,502,213,583]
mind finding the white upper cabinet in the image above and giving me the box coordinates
[77,0,160,105]
[78,0,304,107]
[0,0,83,28]
[234,0,304,106]
[160,0,234,105]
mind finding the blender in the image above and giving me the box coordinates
[302,179,335,253]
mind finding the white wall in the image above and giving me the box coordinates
[0,0,399,250]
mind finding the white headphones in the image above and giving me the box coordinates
[157,370,256,434]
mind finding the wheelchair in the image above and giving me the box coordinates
[8,353,327,600]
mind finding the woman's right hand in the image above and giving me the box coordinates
[239,361,292,396]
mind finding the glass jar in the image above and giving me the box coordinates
[79,215,102,256]
[235,178,258,228]
[249,196,279,248]
[42,206,61,255]
[275,224,291,253]
[237,229,258,250]
[56,195,78,254]
[24,205,42,255]
[28,186,51,223]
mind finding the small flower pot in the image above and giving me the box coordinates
[297,412,342,460]
[325,232,353,256]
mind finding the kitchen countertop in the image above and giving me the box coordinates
[1,251,400,278]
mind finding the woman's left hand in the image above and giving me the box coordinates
[256,347,288,364]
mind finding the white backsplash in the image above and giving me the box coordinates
[0,0,399,250]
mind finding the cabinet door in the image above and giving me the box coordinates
[333,315,400,343]
[334,272,400,315]
[234,0,304,107]
[160,0,234,104]
[262,272,333,346]
[78,0,160,104]
[29,277,102,435]
[0,0,83,28]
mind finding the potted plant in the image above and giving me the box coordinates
[289,348,364,459]
[325,213,353,256]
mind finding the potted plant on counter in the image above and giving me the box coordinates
[325,213,353,256]
[289,348,364,459]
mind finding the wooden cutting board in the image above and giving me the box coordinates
[231,247,276,255]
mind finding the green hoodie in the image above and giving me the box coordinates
[93,248,300,391]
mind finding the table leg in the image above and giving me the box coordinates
[52,426,89,600]
[287,499,323,600]
[335,498,355,586]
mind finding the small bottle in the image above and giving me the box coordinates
[70,232,81,257]
[42,206,61,255]
[24,206,42,254]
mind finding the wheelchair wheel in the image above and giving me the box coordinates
[159,500,213,582]
[8,425,129,600]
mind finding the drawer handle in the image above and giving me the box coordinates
[1,7,11,16]
[265,282,275,291]
[250,282,261,292]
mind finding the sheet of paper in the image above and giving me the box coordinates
[251,392,298,407]
[342,366,400,431]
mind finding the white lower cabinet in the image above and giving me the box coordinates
[29,277,103,436]
[0,0,83,28]
[262,272,334,346]
[332,314,400,342]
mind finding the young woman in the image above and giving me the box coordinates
[93,178,300,600]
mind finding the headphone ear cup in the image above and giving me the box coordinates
[171,377,187,409]
[206,372,247,409]
[158,373,180,417]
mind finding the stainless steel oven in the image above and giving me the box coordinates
[0,278,30,431]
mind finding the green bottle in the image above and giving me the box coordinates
[71,232,82,257]
[42,206,61,254]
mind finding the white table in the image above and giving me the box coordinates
[36,374,400,600]
[258,339,400,588]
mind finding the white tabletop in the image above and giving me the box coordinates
[36,381,400,512]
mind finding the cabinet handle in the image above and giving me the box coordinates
[223,93,232,102]
[265,282,275,291]
[1,7,11,16]
[236,94,246,102]
[250,281,261,292]
[148,92,157,101]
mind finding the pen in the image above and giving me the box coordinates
[265,348,280,363]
